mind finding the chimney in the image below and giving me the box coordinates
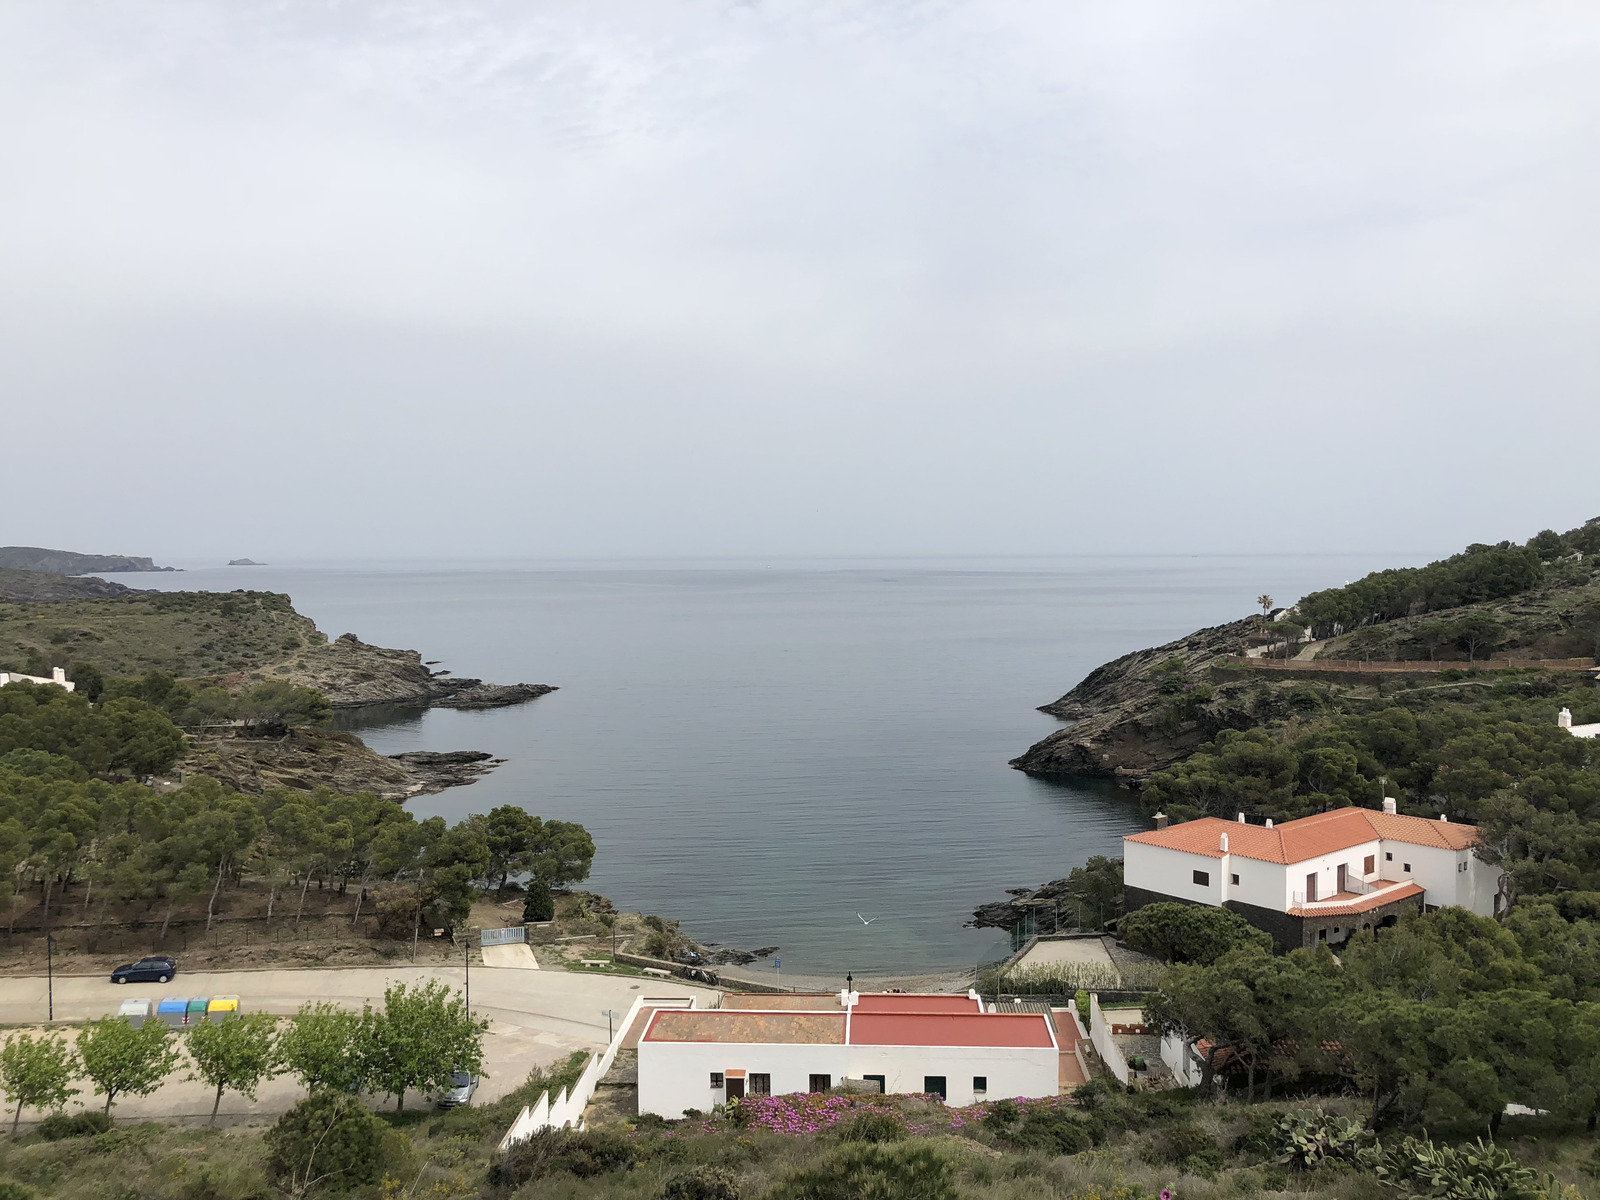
[1439,814,1449,823]
[51,667,66,684]
[1382,797,1397,815]
[1154,812,1169,830]
[1236,813,1246,823]
[1560,707,1574,729]
[1265,818,1274,828]
[1220,832,1229,853]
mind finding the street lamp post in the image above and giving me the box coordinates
[465,930,472,1013]
[46,933,55,1022]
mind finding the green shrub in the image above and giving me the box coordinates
[265,1093,384,1193]
[1146,1123,1221,1178]
[766,1143,958,1200]
[1012,1109,1091,1155]
[982,1099,1020,1132]
[37,1111,113,1140]
[832,1112,904,1143]
[489,1129,636,1188]
[658,1165,741,1200]
[523,884,555,923]
[0,1183,33,1200]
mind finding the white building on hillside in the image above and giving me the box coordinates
[1559,708,1600,739]
[1123,802,1499,949]
[0,667,75,692]
[636,992,1059,1118]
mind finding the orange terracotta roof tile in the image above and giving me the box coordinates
[1126,808,1478,865]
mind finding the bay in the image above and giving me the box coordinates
[124,554,1391,977]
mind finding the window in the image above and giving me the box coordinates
[709,1073,724,1089]
[1385,852,1393,862]
[1230,873,1240,886]
[1318,929,1328,942]
[1458,861,1468,873]
[809,1074,831,1093]
[864,1074,886,1094]
[924,1076,947,1101]
[1364,855,1375,875]
[1403,863,1411,873]
[1192,870,1210,887]
[973,1076,988,1094]
[748,1074,771,1096]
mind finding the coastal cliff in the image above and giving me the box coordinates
[1009,617,1266,779]
[0,546,175,573]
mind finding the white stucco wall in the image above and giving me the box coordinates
[1125,842,1224,906]
[1289,840,1382,904]
[1223,855,1289,910]
[845,1044,1057,1107]
[1395,838,1496,917]
[637,1039,1060,1116]
[638,1041,850,1118]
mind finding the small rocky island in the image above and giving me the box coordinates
[228,558,266,566]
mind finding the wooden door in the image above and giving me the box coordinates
[1336,865,1347,894]
[725,1077,745,1101]
[1305,872,1318,902]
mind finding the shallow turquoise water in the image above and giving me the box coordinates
[122,554,1390,976]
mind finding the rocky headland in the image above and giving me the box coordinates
[1009,617,1269,780]
[0,546,176,573]
[280,632,558,710]
[0,568,153,602]
[178,729,504,798]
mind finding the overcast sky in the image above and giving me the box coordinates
[4,2,1597,561]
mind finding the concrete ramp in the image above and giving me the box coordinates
[482,944,539,969]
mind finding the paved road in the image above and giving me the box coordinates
[0,965,715,1127]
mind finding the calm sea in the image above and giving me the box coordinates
[120,555,1390,976]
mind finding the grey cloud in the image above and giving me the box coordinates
[2,1,1597,559]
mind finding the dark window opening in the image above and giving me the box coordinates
[1318,929,1328,942]
[1403,863,1411,873]
[809,1074,831,1093]
[864,1074,886,1094]
[924,1076,947,1101]
[973,1076,987,1094]
[1192,870,1210,887]
[1385,852,1393,862]
[1230,874,1240,886]
[709,1073,724,1089]
[748,1074,771,1096]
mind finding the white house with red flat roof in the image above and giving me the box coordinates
[1122,801,1500,949]
[636,991,1059,1117]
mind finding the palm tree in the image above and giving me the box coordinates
[1257,594,1275,619]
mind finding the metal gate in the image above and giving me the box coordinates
[481,926,527,947]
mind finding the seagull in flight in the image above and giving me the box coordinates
[857,913,880,926]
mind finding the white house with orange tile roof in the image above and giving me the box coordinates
[1122,801,1500,949]
[636,991,1060,1118]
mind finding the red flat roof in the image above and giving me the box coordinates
[853,995,981,1014]
[848,1012,1055,1049]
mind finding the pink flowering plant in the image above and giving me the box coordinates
[679,1092,1083,1139]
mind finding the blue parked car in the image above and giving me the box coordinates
[110,956,177,984]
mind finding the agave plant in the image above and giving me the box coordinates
[1272,1109,1373,1169]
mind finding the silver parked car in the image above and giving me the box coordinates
[437,1072,477,1108]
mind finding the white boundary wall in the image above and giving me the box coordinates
[1160,1032,1204,1087]
[1088,994,1130,1085]
[499,994,696,1151]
